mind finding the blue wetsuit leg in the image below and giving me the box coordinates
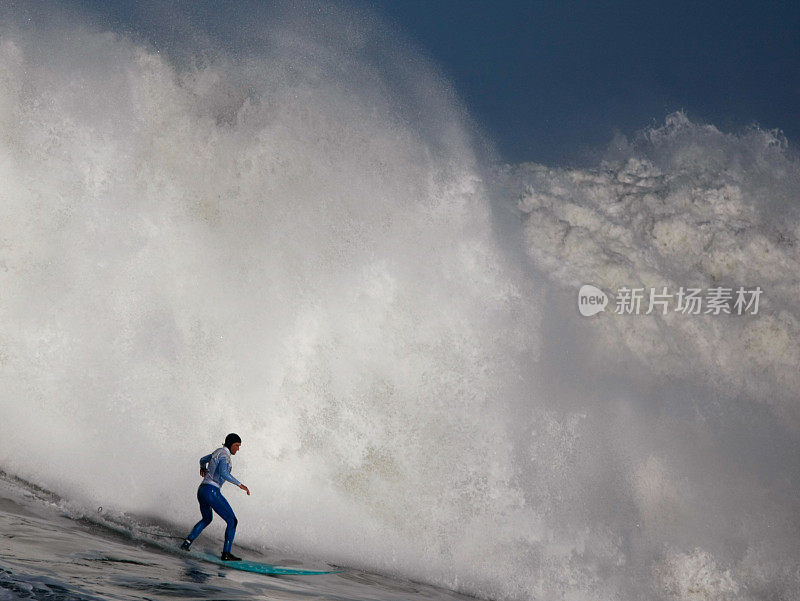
[186,483,237,553]
[208,488,238,554]
[186,484,214,542]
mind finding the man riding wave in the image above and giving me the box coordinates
[181,433,250,561]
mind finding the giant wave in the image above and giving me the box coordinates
[1,3,799,601]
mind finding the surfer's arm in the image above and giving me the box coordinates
[199,453,212,476]
[219,458,242,487]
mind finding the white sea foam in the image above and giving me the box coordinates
[1,4,799,601]
[513,113,800,428]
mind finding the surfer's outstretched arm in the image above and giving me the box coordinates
[219,457,242,486]
[219,453,250,495]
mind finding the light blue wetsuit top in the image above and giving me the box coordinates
[200,446,241,489]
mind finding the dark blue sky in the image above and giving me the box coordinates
[377,1,800,165]
[57,1,800,166]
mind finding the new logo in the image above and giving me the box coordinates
[578,284,608,316]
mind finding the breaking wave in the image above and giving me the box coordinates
[1,3,799,600]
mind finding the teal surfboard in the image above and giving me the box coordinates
[193,551,341,575]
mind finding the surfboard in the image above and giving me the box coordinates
[192,551,341,575]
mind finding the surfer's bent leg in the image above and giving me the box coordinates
[186,484,214,542]
[208,487,238,554]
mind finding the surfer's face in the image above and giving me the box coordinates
[230,442,241,455]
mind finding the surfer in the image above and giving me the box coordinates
[180,433,251,561]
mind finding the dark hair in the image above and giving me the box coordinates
[224,433,242,449]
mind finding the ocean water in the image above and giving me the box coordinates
[1,3,800,601]
[0,471,474,601]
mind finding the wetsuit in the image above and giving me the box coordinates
[185,446,241,553]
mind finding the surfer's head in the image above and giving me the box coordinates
[224,433,242,454]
